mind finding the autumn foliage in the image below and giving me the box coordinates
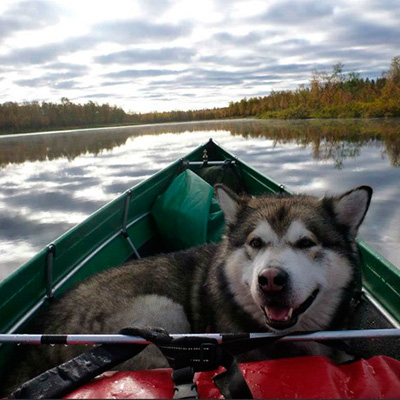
[229,56,400,119]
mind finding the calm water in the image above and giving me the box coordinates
[1,118,399,280]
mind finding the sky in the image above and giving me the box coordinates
[0,0,399,113]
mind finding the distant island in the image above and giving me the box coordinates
[1,56,399,135]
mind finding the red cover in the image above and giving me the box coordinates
[65,356,400,399]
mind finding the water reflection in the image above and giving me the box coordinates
[1,118,400,168]
[230,119,400,168]
[0,119,399,280]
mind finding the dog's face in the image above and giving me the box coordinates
[216,185,372,332]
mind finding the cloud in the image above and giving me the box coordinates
[140,67,285,92]
[103,68,184,79]
[330,15,400,47]
[136,0,175,16]
[0,18,193,67]
[92,19,193,44]
[79,93,115,99]
[15,77,52,88]
[54,80,77,89]
[15,71,84,88]
[94,47,195,65]
[0,0,62,42]
[198,54,268,68]
[0,36,99,66]
[258,0,335,24]
[43,62,89,73]
[251,34,394,78]
[101,80,132,87]
[360,0,400,18]
[211,31,268,46]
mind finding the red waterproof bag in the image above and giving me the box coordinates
[65,355,400,399]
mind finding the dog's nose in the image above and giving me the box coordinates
[258,268,289,292]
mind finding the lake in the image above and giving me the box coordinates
[0,118,399,281]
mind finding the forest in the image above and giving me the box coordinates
[232,56,400,120]
[0,56,399,134]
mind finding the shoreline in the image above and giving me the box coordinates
[1,115,400,138]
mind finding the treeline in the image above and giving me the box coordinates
[228,56,400,119]
[0,98,129,134]
[0,98,229,134]
[1,56,399,134]
[131,107,230,124]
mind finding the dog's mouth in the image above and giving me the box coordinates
[260,288,320,330]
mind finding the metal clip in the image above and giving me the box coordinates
[202,149,209,163]
[46,244,56,299]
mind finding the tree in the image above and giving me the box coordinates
[388,55,400,85]
[332,62,345,84]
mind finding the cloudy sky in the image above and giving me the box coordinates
[0,0,399,113]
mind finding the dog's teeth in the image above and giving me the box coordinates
[262,305,294,322]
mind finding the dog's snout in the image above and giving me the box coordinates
[258,267,289,292]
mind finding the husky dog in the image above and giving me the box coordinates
[3,184,372,393]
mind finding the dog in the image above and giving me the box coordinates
[2,184,372,394]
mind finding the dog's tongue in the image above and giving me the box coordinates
[266,305,293,321]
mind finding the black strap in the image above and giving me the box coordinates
[160,337,253,399]
[214,350,253,399]
[220,333,286,355]
[160,337,222,371]
[122,331,253,399]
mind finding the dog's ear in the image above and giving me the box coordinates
[215,184,241,224]
[334,186,373,236]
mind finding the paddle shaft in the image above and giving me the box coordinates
[1,329,399,345]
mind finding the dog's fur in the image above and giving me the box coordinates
[2,185,372,394]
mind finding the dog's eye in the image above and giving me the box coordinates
[296,238,317,249]
[249,237,263,249]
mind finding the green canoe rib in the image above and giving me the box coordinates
[0,139,399,348]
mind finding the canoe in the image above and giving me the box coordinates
[1,139,399,399]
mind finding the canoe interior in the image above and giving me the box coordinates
[0,139,399,378]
